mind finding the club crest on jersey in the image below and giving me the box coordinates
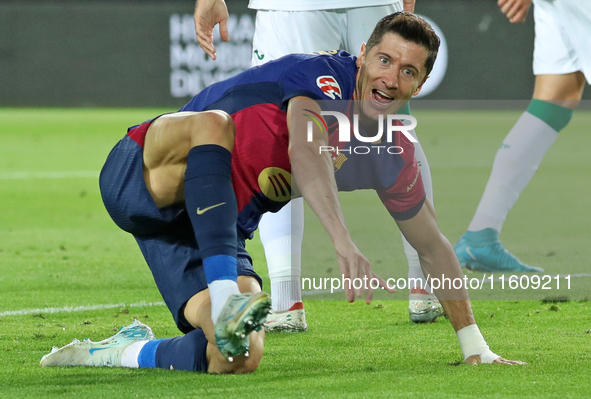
[331,149,348,171]
[316,76,342,100]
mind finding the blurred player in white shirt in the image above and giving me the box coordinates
[195,0,443,330]
[455,0,590,273]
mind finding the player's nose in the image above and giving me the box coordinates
[383,71,399,91]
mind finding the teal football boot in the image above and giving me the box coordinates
[455,228,544,273]
[214,292,271,361]
[40,319,156,367]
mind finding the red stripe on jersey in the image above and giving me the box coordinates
[230,103,291,213]
[127,122,152,147]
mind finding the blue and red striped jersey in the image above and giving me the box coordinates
[129,51,424,237]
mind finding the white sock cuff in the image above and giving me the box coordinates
[271,280,302,311]
[121,340,150,368]
[208,279,241,324]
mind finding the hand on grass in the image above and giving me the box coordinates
[466,354,528,365]
[335,238,396,304]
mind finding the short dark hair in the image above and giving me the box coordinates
[366,12,440,77]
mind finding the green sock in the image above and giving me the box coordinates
[526,99,573,132]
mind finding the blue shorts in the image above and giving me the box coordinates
[99,129,262,334]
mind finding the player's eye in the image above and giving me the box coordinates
[402,68,415,78]
[380,56,389,64]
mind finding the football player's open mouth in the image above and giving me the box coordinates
[371,89,394,107]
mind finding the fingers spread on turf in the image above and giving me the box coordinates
[342,269,355,303]
[467,355,528,365]
[493,357,528,365]
[374,272,396,294]
[365,282,373,304]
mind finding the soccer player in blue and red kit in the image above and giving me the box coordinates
[41,12,524,373]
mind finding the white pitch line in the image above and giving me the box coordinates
[0,171,99,180]
[302,288,345,295]
[0,301,165,317]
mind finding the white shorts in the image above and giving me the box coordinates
[250,3,403,66]
[532,0,591,82]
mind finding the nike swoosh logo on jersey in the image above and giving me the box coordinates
[196,202,226,215]
[254,50,264,60]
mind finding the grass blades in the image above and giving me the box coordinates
[0,108,589,398]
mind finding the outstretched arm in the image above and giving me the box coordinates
[396,199,526,365]
[194,0,230,60]
[287,97,394,303]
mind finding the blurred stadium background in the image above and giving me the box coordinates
[2,0,590,108]
[2,0,590,330]
[1,1,590,397]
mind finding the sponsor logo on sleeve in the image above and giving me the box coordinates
[316,76,342,100]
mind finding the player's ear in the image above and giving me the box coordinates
[356,43,367,67]
[412,75,429,97]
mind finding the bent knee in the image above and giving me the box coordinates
[188,110,236,151]
[145,110,235,166]
[209,349,262,375]
[207,329,265,374]
[233,330,265,374]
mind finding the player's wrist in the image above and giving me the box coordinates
[330,228,353,249]
[456,324,500,364]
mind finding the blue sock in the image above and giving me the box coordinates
[203,254,238,283]
[184,145,238,283]
[138,330,209,372]
[137,339,164,368]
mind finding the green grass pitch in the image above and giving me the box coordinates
[0,108,589,398]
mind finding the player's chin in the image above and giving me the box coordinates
[360,103,389,120]
[365,98,403,118]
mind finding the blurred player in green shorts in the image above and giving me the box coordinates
[455,0,590,273]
